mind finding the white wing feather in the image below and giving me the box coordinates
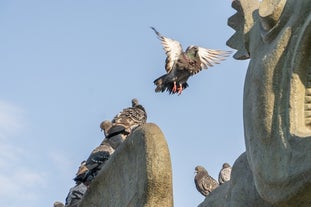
[197,47,232,69]
[151,27,183,73]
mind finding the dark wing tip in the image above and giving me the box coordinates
[150,26,157,32]
[150,26,162,39]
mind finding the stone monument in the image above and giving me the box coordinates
[200,0,311,206]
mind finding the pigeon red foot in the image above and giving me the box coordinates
[177,84,183,95]
[172,81,177,93]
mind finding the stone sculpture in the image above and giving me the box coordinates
[200,0,311,206]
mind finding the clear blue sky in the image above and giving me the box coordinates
[0,1,249,206]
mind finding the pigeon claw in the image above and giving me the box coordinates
[172,82,177,93]
[177,84,183,95]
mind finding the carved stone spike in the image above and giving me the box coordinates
[259,0,286,31]
[226,0,259,60]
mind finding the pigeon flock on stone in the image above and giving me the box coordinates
[151,27,231,95]
[54,98,147,207]
[54,26,233,206]
[194,163,232,197]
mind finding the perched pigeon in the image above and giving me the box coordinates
[74,121,114,184]
[100,120,112,137]
[151,27,231,95]
[107,98,147,138]
[194,165,219,197]
[53,201,65,207]
[74,99,147,184]
[65,182,88,207]
[218,163,232,185]
[74,149,111,184]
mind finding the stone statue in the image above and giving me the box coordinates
[200,0,311,206]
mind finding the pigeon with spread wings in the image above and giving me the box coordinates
[151,27,231,95]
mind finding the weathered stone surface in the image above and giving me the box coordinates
[79,123,173,207]
[243,0,311,204]
[201,0,311,206]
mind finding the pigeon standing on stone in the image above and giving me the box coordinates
[194,165,219,197]
[106,98,147,144]
[104,98,147,150]
[64,182,88,207]
[74,120,113,184]
[151,27,231,95]
[100,120,113,137]
[218,163,232,185]
[53,201,65,207]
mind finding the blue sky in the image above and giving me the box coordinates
[0,1,249,206]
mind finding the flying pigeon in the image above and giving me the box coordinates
[151,27,231,95]
[194,165,219,197]
[218,163,232,185]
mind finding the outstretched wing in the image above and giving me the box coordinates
[151,27,183,73]
[184,46,231,75]
[198,47,231,70]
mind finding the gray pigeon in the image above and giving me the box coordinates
[53,201,65,207]
[100,120,112,137]
[107,98,147,139]
[65,182,88,207]
[218,163,232,184]
[74,150,110,184]
[194,165,219,197]
[151,27,231,95]
[74,120,114,184]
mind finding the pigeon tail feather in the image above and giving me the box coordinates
[154,74,189,94]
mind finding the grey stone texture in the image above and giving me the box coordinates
[200,0,311,206]
[79,123,173,207]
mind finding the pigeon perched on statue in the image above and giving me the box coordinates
[100,120,112,137]
[74,120,113,184]
[194,165,219,197]
[151,27,231,95]
[64,182,88,207]
[107,98,147,140]
[218,163,232,185]
[74,146,111,184]
[53,201,65,207]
